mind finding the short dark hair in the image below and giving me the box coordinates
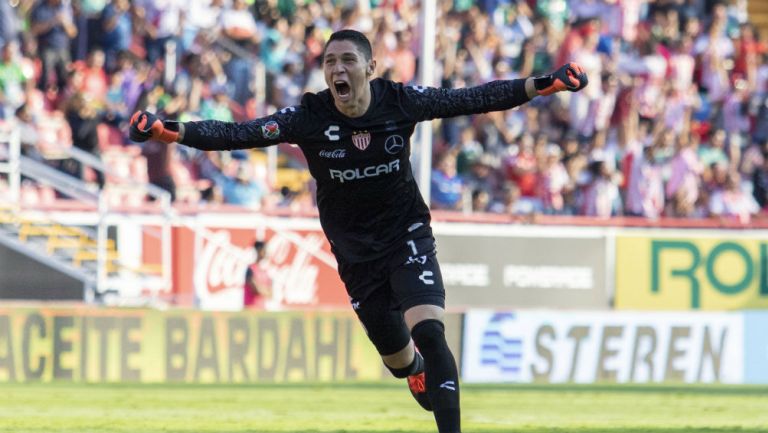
[323,29,372,61]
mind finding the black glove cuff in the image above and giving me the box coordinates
[533,75,554,91]
[163,120,181,132]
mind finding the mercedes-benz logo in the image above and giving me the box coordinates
[384,135,405,154]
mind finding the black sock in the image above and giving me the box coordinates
[411,319,460,433]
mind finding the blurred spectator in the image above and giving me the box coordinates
[581,159,622,217]
[142,139,176,201]
[133,0,184,66]
[14,103,41,160]
[200,83,234,122]
[220,0,261,105]
[464,153,504,200]
[30,0,78,92]
[722,78,751,154]
[390,30,416,84]
[0,0,20,46]
[489,182,532,215]
[63,92,103,186]
[100,0,132,72]
[709,170,760,223]
[699,128,729,168]
[72,49,108,107]
[243,240,271,309]
[752,155,768,210]
[455,126,484,175]
[184,0,225,51]
[504,133,538,199]
[73,0,107,61]
[537,144,570,214]
[211,158,267,209]
[470,188,490,213]
[271,61,304,109]
[667,137,704,217]
[0,40,28,119]
[625,143,665,218]
[431,151,465,211]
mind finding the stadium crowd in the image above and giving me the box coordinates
[1,0,767,223]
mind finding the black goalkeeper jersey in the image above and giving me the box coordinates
[180,78,531,262]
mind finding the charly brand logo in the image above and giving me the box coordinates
[324,125,340,141]
[329,159,400,183]
[439,381,456,391]
[261,120,280,139]
[351,130,371,151]
[384,134,404,154]
[319,149,346,159]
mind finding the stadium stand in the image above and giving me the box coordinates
[0,1,766,224]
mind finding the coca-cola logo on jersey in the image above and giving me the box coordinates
[319,149,346,159]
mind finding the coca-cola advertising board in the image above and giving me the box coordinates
[157,225,348,311]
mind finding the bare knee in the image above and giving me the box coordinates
[404,304,445,330]
[381,340,415,369]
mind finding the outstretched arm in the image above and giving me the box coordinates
[129,107,305,150]
[402,63,588,121]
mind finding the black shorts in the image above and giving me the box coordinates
[336,236,446,356]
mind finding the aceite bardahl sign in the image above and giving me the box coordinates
[0,308,387,383]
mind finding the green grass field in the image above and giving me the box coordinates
[0,382,766,433]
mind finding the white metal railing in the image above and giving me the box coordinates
[64,145,174,295]
[0,124,20,204]
[0,121,175,301]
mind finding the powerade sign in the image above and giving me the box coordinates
[434,231,608,309]
[615,236,768,310]
[462,310,744,384]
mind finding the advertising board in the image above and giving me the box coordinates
[0,307,387,383]
[154,225,348,311]
[744,312,768,384]
[462,310,744,384]
[435,226,609,309]
[616,235,768,310]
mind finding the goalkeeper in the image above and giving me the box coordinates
[130,29,587,433]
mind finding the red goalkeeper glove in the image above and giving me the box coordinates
[129,111,180,143]
[533,63,589,96]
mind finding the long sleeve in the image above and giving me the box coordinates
[179,106,306,151]
[398,79,531,122]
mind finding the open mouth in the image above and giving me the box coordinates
[334,80,351,98]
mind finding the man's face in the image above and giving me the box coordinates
[323,40,374,108]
